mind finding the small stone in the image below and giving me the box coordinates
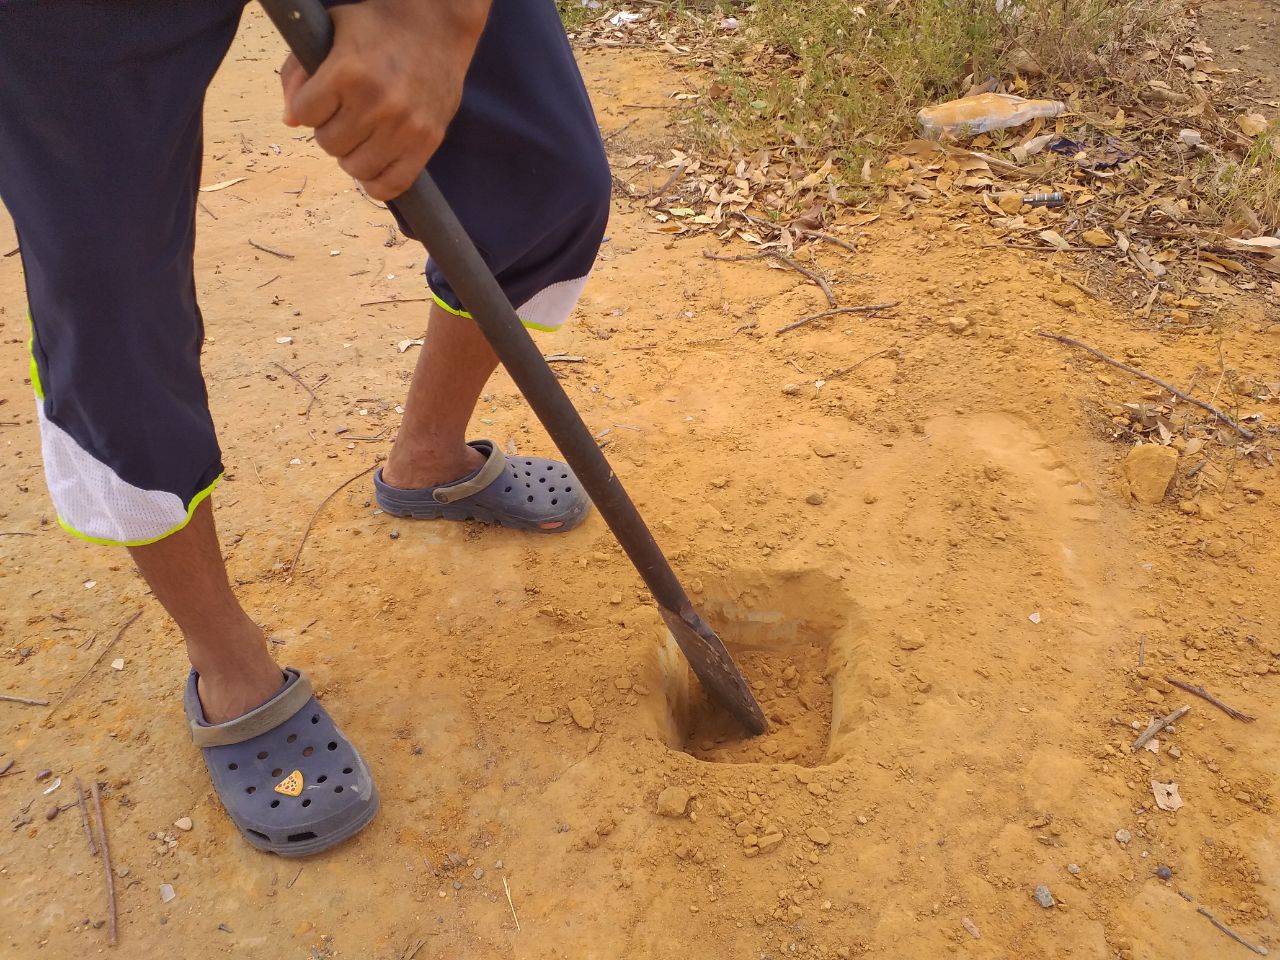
[473,867,484,880]
[1033,885,1056,908]
[1115,829,1132,845]
[609,593,623,605]
[1050,292,1077,308]
[863,491,878,505]
[757,832,784,852]
[1066,863,1080,875]
[115,867,130,878]
[388,530,400,541]
[812,445,836,458]
[1168,745,1182,759]
[896,632,926,651]
[160,884,176,904]
[586,732,602,753]
[856,816,868,825]
[1205,540,1226,558]
[1122,444,1178,505]
[35,769,52,782]
[805,826,831,846]
[782,383,802,396]
[805,492,825,506]
[111,658,125,671]
[613,676,632,691]
[1156,865,1173,881]
[947,316,970,333]
[534,707,558,724]
[568,697,595,730]
[657,785,692,818]
[173,817,193,832]
[807,783,828,797]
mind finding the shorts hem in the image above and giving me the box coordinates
[57,473,223,547]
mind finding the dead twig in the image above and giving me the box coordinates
[644,162,686,201]
[359,297,429,307]
[1166,677,1255,722]
[826,348,901,381]
[1038,332,1256,441]
[91,782,118,946]
[0,694,49,706]
[271,362,323,416]
[703,250,837,308]
[776,302,900,335]
[1197,907,1269,956]
[602,118,637,142]
[0,531,36,537]
[1130,704,1190,752]
[43,610,143,722]
[793,228,858,255]
[284,176,308,197]
[403,939,427,960]
[290,464,379,575]
[256,274,281,289]
[248,239,295,260]
[76,778,97,857]
[287,866,303,889]
[3,245,20,258]
[502,876,521,932]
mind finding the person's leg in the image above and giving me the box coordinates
[0,2,282,719]
[380,304,497,490]
[373,0,611,526]
[128,500,282,724]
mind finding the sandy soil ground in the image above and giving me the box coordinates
[1,9,1278,960]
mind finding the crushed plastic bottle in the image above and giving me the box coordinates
[917,93,1066,140]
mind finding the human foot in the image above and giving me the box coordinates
[374,439,591,532]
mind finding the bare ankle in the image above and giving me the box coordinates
[382,442,484,489]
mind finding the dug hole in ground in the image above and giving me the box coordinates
[0,9,1277,960]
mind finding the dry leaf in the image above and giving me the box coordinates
[200,177,247,193]
[1082,228,1114,247]
[1152,780,1184,812]
[1238,113,1269,138]
[1038,230,1070,251]
[397,338,425,353]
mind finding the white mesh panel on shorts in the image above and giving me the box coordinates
[517,273,589,331]
[36,401,187,544]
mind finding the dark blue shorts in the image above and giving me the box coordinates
[0,0,610,545]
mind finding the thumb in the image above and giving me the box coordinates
[279,53,309,126]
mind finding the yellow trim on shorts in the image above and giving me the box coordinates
[28,312,44,401]
[428,291,560,333]
[57,474,224,547]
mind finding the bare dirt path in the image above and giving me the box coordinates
[1,10,1277,960]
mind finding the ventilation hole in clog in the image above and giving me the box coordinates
[565,486,573,492]
[271,768,283,778]
[301,798,312,808]
[270,799,280,809]
[288,831,317,842]
[311,714,319,724]
[327,741,338,751]
[303,746,314,757]
[547,464,555,470]
[527,496,535,503]
[246,785,256,794]
[247,829,268,841]
[287,734,298,743]
[549,486,556,493]
[539,477,546,484]
[228,762,238,771]
[560,473,567,479]
[551,499,559,506]
[257,751,269,760]
[342,767,353,775]
[317,775,328,783]
[334,785,344,793]
[505,486,512,493]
